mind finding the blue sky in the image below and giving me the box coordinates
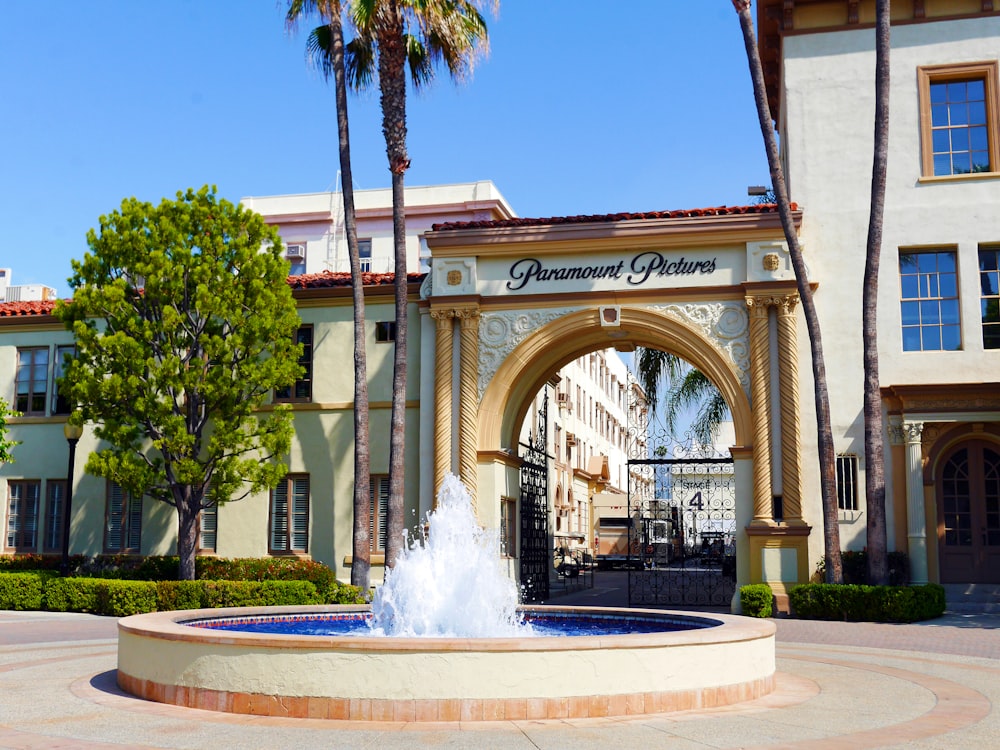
[1,2,768,296]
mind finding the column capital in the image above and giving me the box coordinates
[903,421,925,445]
[745,295,772,318]
[775,293,799,316]
[430,308,456,322]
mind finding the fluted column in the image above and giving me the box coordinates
[457,308,481,514]
[746,295,774,523]
[431,309,455,501]
[903,422,929,584]
[776,294,803,521]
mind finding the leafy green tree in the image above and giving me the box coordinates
[58,186,303,580]
[0,397,19,464]
[306,0,495,566]
[635,348,730,448]
[287,0,373,590]
[732,0,843,582]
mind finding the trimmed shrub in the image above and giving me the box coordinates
[740,583,774,618]
[43,576,104,613]
[789,582,945,622]
[814,550,910,586]
[0,572,50,610]
[96,580,158,617]
[156,580,207,611]
[200,580,321,608]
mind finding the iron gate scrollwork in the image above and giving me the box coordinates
[519,392,550,602]
[626,405,737,607]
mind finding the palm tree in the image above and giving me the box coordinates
[287,0,372,589]
[732,0,843,583]
[635,348,730,449]
[342,0,495,567]
[863,0,891,586]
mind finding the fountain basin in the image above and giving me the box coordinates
[117,604,775,721]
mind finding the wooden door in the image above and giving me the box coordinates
[938,441,1000,583]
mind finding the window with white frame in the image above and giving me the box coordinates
[269,475,309,553]
[899,250,961,351]
[15,347,48,416]
[5,480,40,552]
[836,454,860,512]
[285,243,307,276]
[358,239,372,272]
[52,345,75,415]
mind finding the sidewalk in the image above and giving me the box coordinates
[1,600,998,749]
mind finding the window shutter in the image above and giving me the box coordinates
[291,476,309,551]
[106,483,124,551]
[369,476,389,552]
[270,481,289,551]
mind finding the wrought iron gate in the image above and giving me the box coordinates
[626,415,737,607]
[519,392,550,602]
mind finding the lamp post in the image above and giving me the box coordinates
[61,419,83,577]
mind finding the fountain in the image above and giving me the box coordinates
[117,475,775,721]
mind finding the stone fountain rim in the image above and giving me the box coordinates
[119,603,775,653]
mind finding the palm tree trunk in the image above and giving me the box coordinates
[733,0,843,583]
[378,0,410,569]
[326,11,372,591]
[864,0,891,586]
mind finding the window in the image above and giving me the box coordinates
[105,482,142,553]
[285,243,307,276]
[269,475,309,553]
[375,321,396,343]
[358,239,372,272]
[899,250,961,351]
[370,475,389,552]
[199,502,217,553]
[980,247,1000,349]
[15,347,48,415]
[52,345,75,415]
[44,480,67,552]
[5,480,40,551]
[919,62,999,177]
[836,454,859,512]
[500,497,516,558]
[275,326,313,402]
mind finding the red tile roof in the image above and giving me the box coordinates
[0,300,59,317]
[432,203,791,231]
[0,273,428,318]
[286,271,426,289]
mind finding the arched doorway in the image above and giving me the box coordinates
[937,440,1000,583]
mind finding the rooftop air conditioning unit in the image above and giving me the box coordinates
[285,244,306,261]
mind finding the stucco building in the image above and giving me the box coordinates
[3,2,999,604]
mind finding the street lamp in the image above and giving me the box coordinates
[61,418,83,577]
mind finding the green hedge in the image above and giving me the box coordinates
[0,571,51,610]
[739,583,774,618]
[789,582,946,622]
[0,555,365,606]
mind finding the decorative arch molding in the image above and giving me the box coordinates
[477,306,752,454]
[478,302,749,399]
[922,422,1000,485]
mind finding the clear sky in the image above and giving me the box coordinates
[1,1,769,297]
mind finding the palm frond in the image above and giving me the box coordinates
[305,24,336,80]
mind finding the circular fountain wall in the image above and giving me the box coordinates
[117,604,775,721]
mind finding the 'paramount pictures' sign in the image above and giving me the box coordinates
[505,251,719,292]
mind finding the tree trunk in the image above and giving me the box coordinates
[328,12,372,591]
[378,1,409,569]
[733,0,843,583]
[177,488,199,581]
[864,0,891,586]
